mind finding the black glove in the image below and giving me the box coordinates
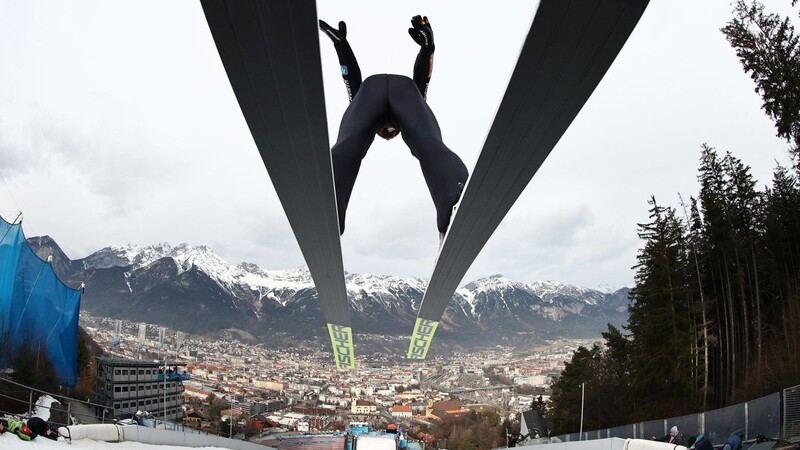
[319,20,347,44]
[408,15,434,48]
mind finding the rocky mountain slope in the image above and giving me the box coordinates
[28,237,630,351]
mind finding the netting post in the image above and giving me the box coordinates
[28,390,33,414]
[783,386,797,440]
[744,401,749,441]
[698,412,705,435]
[67,402,72,425]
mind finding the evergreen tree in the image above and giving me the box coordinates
[598,324,634,424]
[547,345,598,435]
[549,149,800,425]
[546,0,800,419]
[685,196,712,409]
[695,146,770,403]
[723,151,764,396]
[697,145,738,406]
[762,164,800,385]
[722,0,800,166]
[546,327,634,433]
[530,395,547,418]
[627,197,695,418]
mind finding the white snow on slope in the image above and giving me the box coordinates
[0,432,233,450]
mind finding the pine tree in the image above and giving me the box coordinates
[680,195,712,409]
[627,197,695,417]
[721,0,800,393]
[695,147,771,402]
[762,164,800,384]
[547,345,598,435]
[598,324,634,425]
[722,151,764,395]
[531,395,547,416]
[722,0,800,166]
[546,327,634,434]
[697,145,738,406]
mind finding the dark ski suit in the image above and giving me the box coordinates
[323,23,469,234]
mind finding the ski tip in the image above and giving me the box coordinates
[327,323,356,369]
[406,318,439,360]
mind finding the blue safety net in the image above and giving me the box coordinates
[0,215,81,386]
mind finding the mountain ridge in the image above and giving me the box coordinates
[27,236,630,354]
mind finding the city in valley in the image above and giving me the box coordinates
[81,313,591,438]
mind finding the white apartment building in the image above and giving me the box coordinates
[96,357,188,421]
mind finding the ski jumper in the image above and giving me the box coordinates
[322,18,469,234]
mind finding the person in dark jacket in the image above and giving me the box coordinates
[722,434,743,450]
[687,434,714,450]
[319,15,469,242]
[27,416,58,440]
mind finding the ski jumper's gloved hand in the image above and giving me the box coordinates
[409,15,435,100]
[319,19,346,44]
[408,15,434,49]
[319,20,362,101]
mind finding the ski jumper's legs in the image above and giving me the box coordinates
[331,75,392,234]
[331,74,468,234]
[386,75,469,232]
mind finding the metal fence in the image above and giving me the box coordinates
[555,388,794,446]
[0,376,220,436]
[784,384,800,442]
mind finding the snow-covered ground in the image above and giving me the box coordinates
[0,433,234,449]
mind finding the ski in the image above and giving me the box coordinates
[408,0,650,359]
[201,0,355,369]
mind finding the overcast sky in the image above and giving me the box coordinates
[0,1,795,291]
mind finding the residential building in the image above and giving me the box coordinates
[242,398,284,415]
[426,400,468,421]
[253,379,285,391]
[391,404,413,418]
[96,356,189,421]
[184,409,211,429]
[351,399,377,414]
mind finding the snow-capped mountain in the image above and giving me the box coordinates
[28,237,630,352]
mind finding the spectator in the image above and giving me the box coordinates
[27,417,58,441]
[687,434,714,450]
[722,434,743,450]
[653,425,682,444]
